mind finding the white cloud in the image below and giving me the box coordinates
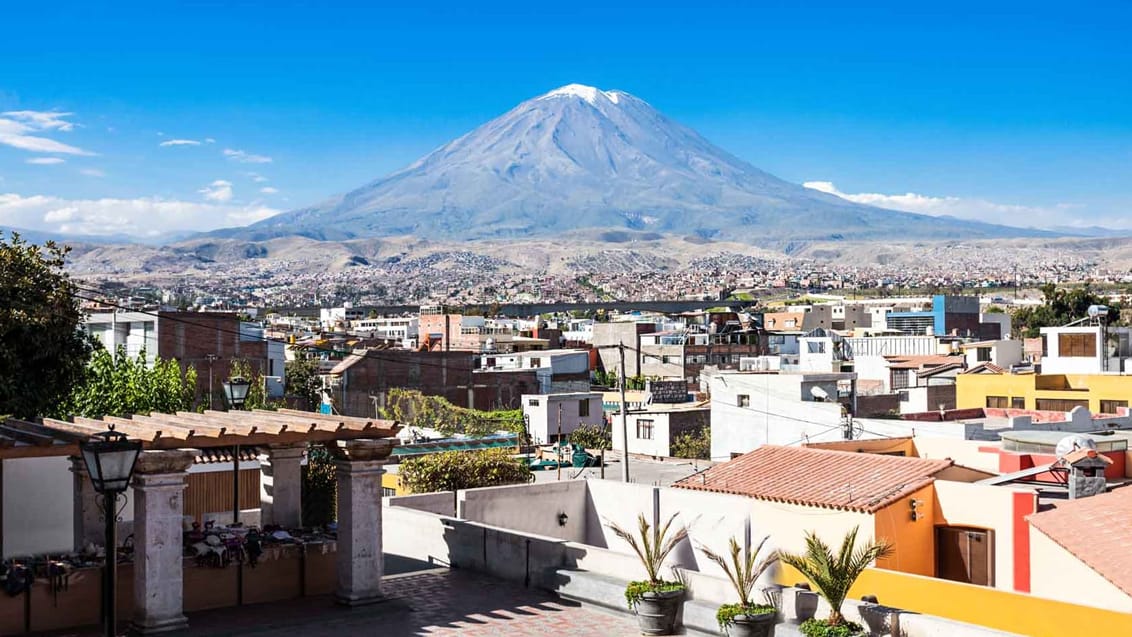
[0,110,93,156]
[204,138,216,144]
[26,157,65,165]
[259,186,279,194]
[802,180,1094,229]
[199,179,234,202]
[247,172,269,183]
[79,168,106,177]
[159,139,201,147]
[0,191,280,236]
[223,148,272,164]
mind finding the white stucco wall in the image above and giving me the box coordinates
[1028,527,1132,612]
[458,479,589,543]
[521,393,603,444]
[933,481,1026,592]
[3,457,74,557]
[612,412,674,457]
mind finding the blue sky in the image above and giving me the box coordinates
[1,1,1131,236]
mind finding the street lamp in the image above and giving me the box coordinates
[222,376,251,410]
[79,426,142,637]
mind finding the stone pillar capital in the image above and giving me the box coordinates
[133,449,199,477]
[330,438,398,463]
[265,442,308,460]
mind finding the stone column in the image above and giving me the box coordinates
[70,457,105,551]
[332,438,397,606]
[130,449,199,635]
[259,443,307,528]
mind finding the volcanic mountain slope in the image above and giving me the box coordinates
[219,84,1047,243]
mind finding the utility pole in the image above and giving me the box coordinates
[619,341,630,483]
[557,403,563,481]
[205,353,219,410]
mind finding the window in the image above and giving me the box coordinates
[891,369,910,390]
[530,357,542,368]
[578,400,590,417]
[976,347,991,362]
[737,394,750,408]
[1035,398,1089,412]
[1058,333,1097,358]
[636,419,654,440]
[985,396,1009,408]
[662,355,680,365]
[1011,397,1025,409]
[382,487,398,497]
[1040,335,1048,357]
[1101,399,1128,414]
[528,398,540,406]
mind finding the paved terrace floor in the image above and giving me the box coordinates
[38,568,640,637]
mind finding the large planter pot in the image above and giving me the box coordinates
[724,612,776,637]
[634,588,685,635]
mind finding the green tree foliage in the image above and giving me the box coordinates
[285,354,323,410]
[398,448,532,493]
[669,426,711,460]
[569,423,611,450]
[0,232,92,419]
[59,346,197,418]
[380,388,524,437]
[778,526,893,627]
[1012,284,1121,338]
[302,444,337,527]
[228,358,268,410]
[592,370,650,390]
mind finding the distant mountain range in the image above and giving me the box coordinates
[208,84,1056,244]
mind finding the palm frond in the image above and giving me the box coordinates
[776,526,890,625]
[607,513,688,584]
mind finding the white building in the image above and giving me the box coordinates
[351,317,419,345]
[1040,325,1132,374]
[611,403,710,458]
[479,349,591,394]
[707,371,856,460]
[961,339,1024,370]
[521,392,604,444]
[319,305,364,330]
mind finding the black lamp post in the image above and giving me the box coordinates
[79,426,142,637]
[222,376,251,410]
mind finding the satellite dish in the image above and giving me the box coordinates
[1055,435,1097,459]
[810,386,830,401]
[1088,305,1109,318]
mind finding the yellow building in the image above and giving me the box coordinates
[957,371,1132,413]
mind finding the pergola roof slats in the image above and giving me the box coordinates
[0,411,399,460]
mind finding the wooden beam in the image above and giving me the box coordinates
[74,416,161,442]
[0,424,57,446]
[3,419,89,443]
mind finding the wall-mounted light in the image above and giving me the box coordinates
[909,498,924,522]
[557,512,569,526]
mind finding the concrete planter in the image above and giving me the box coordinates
[724,611,776,637]
[793,589,819,622]
[634,588,685,635]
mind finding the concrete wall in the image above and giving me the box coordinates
[913,437,1003,472]
[933,481,1026,592]
[2,456,74,558]
[521,393,603,444]
[459,480,589,543]
[388,491,457,516]
[1028,526,1132,612]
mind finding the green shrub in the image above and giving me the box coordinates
[398,448,532,493]
[799,618,865,637]
[624,579,685,608]
[717,603,775,629]
[569,423,611,450]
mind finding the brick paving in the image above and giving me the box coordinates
[40,568,641,637]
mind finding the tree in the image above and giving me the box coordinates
[569,423,611,450]
[669,426,710,460]
[398,448,532,493]
[1012,283,1120,338]
[699,535,778,630]
[285,354,323,410]
[59,346,197,418]
[302,444,337,527]
[607,513,690,608]
[229,358,268,410]
[777,526,893,630]
[0,233,92,419]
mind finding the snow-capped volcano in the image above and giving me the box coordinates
[229,84,1045,242]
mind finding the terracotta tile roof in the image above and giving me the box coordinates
[1028,488,1132,598]
[885,355,964,370]
[963,362,1006,375]
[673,445,953,513]
[194,446,262,464]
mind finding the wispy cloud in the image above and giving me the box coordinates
[26,157,65,165]
[199,179,234,202]
[223,148,272,164]
[0,110,94,156]
[803,181,1091,229]
[79,168,106,177]
[0,192,280,236]
[204,138,216,144]
[159,138,201,147]
[247,172,269,183]
[259,186,279,194]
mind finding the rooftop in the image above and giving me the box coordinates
[1028,487,1132,598]
[673,445,953,513]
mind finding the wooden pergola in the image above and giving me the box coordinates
[0,408,400,459]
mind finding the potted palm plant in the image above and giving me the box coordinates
[777,526,892,637]
[607,513,690,636]
[699,535,779,637]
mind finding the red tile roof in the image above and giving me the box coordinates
[1028,488,1132,598]
[885,355,965,370]
[673,445,953,513]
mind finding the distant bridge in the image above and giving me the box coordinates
[282,299,756,317]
